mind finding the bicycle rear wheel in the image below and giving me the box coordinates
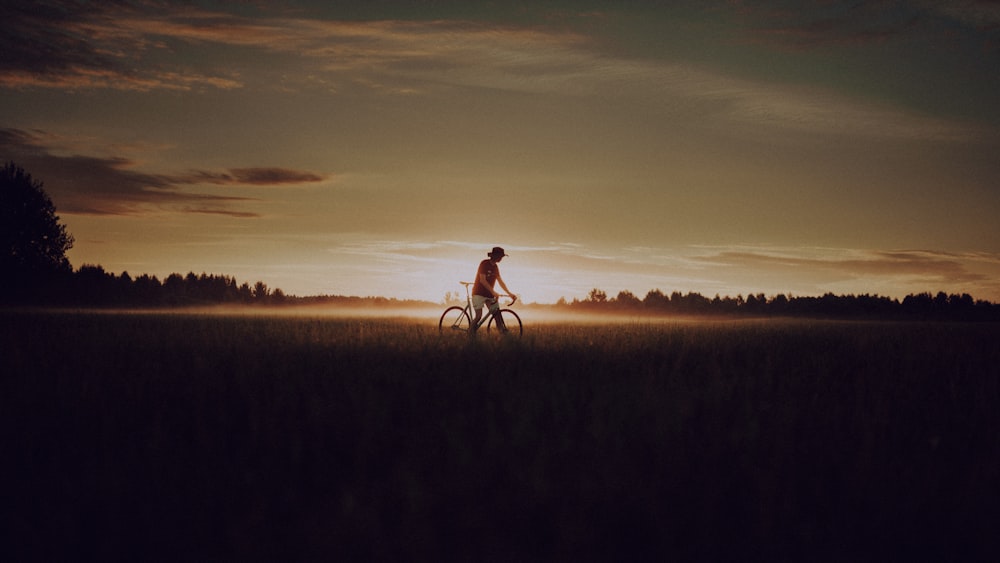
[486,308,522,337]
[438,306,472,335]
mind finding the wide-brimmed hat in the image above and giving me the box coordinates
[488,246,507,259]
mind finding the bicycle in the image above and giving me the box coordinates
[438,281,522,337]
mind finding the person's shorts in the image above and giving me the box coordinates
[472,294,494,310]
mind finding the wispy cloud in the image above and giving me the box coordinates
[188,168,326,186]
[0,1,243,91]
[0,2,585,93]
[183,207,261,219]
[740,2,922,50]
[1,128,326,216]
[693,247,998,289]
[925,0,1000,30]
[736,0,1000,51]
[1,1,985,142]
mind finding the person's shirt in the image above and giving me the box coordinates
[473,259,499,297]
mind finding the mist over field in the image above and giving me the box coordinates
[3,310,999,561]
[44,303,741,325]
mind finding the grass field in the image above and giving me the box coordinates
[2,309,999,561]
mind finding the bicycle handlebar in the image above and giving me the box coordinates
[493,294,517,306]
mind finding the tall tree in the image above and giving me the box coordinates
[1,162,74,299]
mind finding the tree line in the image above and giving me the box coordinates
[554,288,1000,321]
[31,264,429,309]
[56,265,287,307]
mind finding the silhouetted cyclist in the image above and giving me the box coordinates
[471,246,517,331]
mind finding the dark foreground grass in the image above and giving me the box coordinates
[2,310,999,562]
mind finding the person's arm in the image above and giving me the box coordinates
[494,271,515,301]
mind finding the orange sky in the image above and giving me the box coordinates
[3,1,999,303]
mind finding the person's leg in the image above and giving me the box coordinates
[488,299,506,331]
[471,295,487,330]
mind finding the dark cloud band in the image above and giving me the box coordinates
[1,127,326,216]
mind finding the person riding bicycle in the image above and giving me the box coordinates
[471,246,517,330]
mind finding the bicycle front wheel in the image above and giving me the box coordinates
[486,308,522,337]
[438,306,472,335]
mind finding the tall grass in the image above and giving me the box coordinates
[2,311,998,561]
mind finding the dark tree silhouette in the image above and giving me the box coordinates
[1,162,74,301]
[587,288,607,304]
[643,289,669,309]
[566,287,997,320]
[613,289,641,308]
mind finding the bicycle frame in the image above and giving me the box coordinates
[460,281,508,329]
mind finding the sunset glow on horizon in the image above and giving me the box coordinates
[3,1,999,304]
